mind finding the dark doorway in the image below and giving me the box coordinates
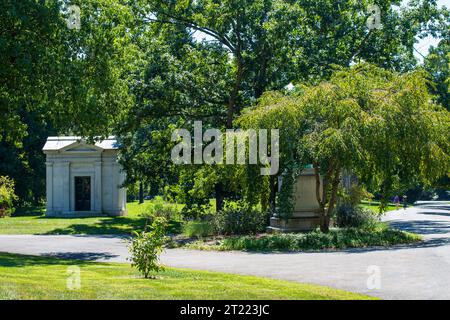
[75,176,91,211]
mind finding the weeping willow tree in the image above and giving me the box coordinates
[239,63,450,232]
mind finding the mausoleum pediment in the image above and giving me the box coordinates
[61,143,103,153]
[42,136,118,153]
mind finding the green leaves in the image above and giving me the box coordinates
[127,217,168,278]
[0,176,18,217]
[0,0,137,204]
[424,39,450,111]
[239,63,450,220]
[118,1,449,214]
[0,0,136,141]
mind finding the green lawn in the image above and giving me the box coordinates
[0,201,181,235]
[0,199,404,236]
[360,201,401,214]
[0,252,374,300]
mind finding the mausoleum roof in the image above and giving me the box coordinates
[42,136,118,151]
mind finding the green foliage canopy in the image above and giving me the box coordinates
[0,0,136,203]
[120,0,449,212]
[425,39,450,111]
[239,63,449,231]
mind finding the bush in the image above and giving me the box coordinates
[142,197,180,222]
[0,176,17,218]
[127,217,168,278]
[180,202,213,220]
[209,227,421,252]
[183,221,214,238]
[211,201,269,235]
[335,205,378,230]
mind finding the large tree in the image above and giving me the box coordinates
[0,0,135,204]
[133,0,448,127]
[239,63,449,232]
[115,22,232,205]
[118,0,449,212]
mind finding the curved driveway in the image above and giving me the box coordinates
[1,201,449,300]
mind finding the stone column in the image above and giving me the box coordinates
[94,161,102,212]
[119,169,127,214]
[45,161,54,214]
[111,163,118,211]
[62,161,71,213]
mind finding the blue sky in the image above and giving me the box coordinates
[410,0,449,61]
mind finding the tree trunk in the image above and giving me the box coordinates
[314,163,340,233]
[321,168,341,232]
[313,164,327,232]
[215,183,225,212]
[226,57,244,128]
[320,214,331,233]
[269,175,277,212]
[254,50,269,99]
[139,180,144,204]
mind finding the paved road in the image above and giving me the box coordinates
[1,201,449,299]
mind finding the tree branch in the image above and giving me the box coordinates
[313,162,325,210]
[347,30,373,65]
[143,15,236,53]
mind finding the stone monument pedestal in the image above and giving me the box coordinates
[268,168,322,233]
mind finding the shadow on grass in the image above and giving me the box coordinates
[41,217,147,235]
[42,252,119,261]
[12,206,45,217]
[0,252,98,268]
[40,217,183,236]
[11,205,183,236]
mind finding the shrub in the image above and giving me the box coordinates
[180,202,213,220]
[127,217,168,278]
[211,201,269,235]
[142,197,180,223]
[214,227,421,252]
[0,176,17,218]
[335,205,378,230]
[183,221,214,238]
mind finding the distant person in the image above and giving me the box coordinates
[403,195,408,210]
[394,195,400,210]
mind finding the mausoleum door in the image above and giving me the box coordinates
[75,176,91,211]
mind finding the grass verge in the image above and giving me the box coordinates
[0,252,374,300]
[0,201,181,235]
[360,201,401,213]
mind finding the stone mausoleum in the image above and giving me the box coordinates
[43,136,127,217]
